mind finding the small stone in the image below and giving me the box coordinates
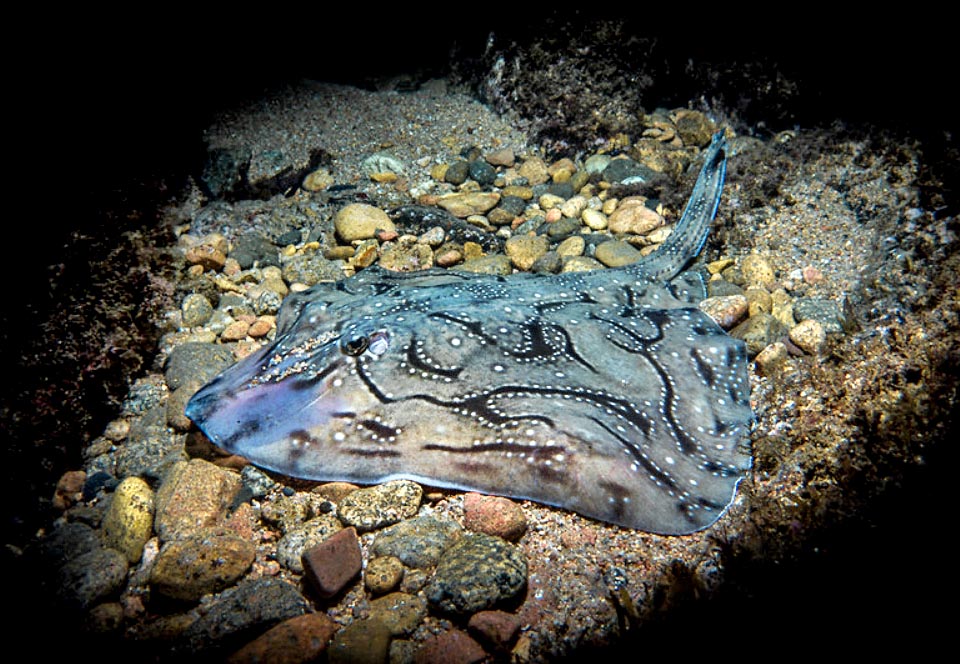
[165,342,236,391]
[486,147,515,167]
[414,629,487,664]
[227,612,338,664]
[544,216,580,239]
[504,234,549,271]
[802,264,825,284]
[334,204,396,242]
[517,156,549,185]
[221,320,251,342]
[754,341,789,376]
[365,556,405,595]
[302,168,333,192]
[699,295,749,330]
[608,198,663,235]
[101,476,154,563]
[468,610,522,652]
[459,254,512,276]
[730,313,788,357]
[789,319,827,355]
[338,480,422,532]
[361,151,405,177]
[559,195,587,219]
[302,528,362,599]
[55,547,128,610]
[186,244,227,271]
[369,592,428,636]
[463,494,527,541]
[327,619,392,664]
[52,470,86,511]
[556,235,585,258]
[436,192,501,218]
[372,515,462,568]
[531,250,562,274]
[379,237,434,272]
[602,157,654,184]
[581,208,608,230]
[595,240,643,267]
[153,459,242,541]
[562,255,605,272]
[150,527,255,601]
[674,110,716,147]
[468,160,496,186]
[181,293,214,327]
[741,254,777,289]
[247,317,274,338]
[745,287,773,316]
[501,185,533,200]
[277,515,344,573]
[444,160,470,185]
[426,533,527,615]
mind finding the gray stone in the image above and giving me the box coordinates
[425,533,527,615]
[338,480,422,532]
[372,516,462,568]
[55,547,128,610]
[165,342,236,391]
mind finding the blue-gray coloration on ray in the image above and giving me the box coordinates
[186,132,752,534]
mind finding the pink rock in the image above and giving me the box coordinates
[301,527,361,599]
[463,493,527,541]
[468,610,522,651]
[414,629,486,664]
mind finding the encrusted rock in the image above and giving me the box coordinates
[365,555,405,595]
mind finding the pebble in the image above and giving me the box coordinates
[556,235,585,258]
[581,208,608,230]
[486,147,515,167]
[741,254,777,289]
[301,527,362,599]
[227,612,338,664]
[379,236,434,272]
[327,618,393,664]
[368,591,428,635]
[531,251,563,274]
[425,533,527,615]
[789,319,827,355]
[698,294,749,330]
[101,476,155,563]
[544,216,580,239]
[469,159,496,186]
[674,110,716,147]
[302,168,334,192]
[595,240,643,267]
[221,319,251,341]
[730,313,789,357]
[468,610,522,652]
[361,151,405,176]
[415,629,487,664]
[334,203,396,242]
[501,185,533,200]
[231,235,280,270]
[794,297,847,334]
[277,514,343,573]
[754,341,789,376]
[745,286,773,316]
[52,470,86,510]
[517,156,549,185]
[436,192,501,218]
[462,494,527,541]
[460,254,512,275]
[584,153,612,175]
[337,480,422,532]
[181,293,214,327]
[247,317,274,338]
[181,577,308,655]
[562,255,605,272]
[372,515,462,568]
[419,226,446,247]
[559,195,587,219]
[602,157,653,184]
[505,234,549,271]
[55,547,128,610]
[149,527,256,601]
[607,198,663,235]
[444,160,470,185]
[153,459,242,542]
[186,244,228,272]
[116,404,184,480]
[365,555,405,594]
[164,342,236,391]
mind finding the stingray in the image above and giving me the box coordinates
[186,132,752,534]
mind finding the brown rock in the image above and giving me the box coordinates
[302,527,362,599]
[53,470,86,510]
[149,527,256,601]
[517,157,549,185]
[468,610,522,652]
[365,556,405,595]
[154,459,242,541]
[227,612,338,664]
[185,244,227,271]
[463,493,527,541]
[414,629,486,664]
[486,147,515,167]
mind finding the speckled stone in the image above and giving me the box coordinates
[164,342,236,391]
[517,156,549,185]
[54,547,128,610]
[789,319,827,355]
[699,294,749,330]
[556,235,585,257]
[153,459,242,541]
[379,237,434,272]
[150,527,256,601]
[182,577,309,655]
[277,514,343,573]
[730,313,788,357]
[754,341,789,376]
[337,480,422,532]
[334,203,396,242]
[365,555,405,594]
[741,254,777,289]
[462,494,527,542]
[594,240,643,267]
[794,297,847,334]
[101,476,154,563]
[302,527,362,599]
[372,515,462,568]
[426,533,527,615]
[469,159,496,186]
[414,628,487,664]
[227,612,338,664]
[182,293,214,327]
[369,592,428,636]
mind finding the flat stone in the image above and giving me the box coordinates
[730,313,788,357]
[561,255,605,272]
[150,527,256,601]
[459,254,512,276]
[372,515,462,568]
[327,618,393,664]
[227,612,338,664]
[55,547,128,610]
[436,192,501,218]
[338,480,422,532]
[517,157,548,185]
[594,240,643,267]
[101,476,155,563]
[368,592,428,636]
[741,254,777,289]
[154,459,242,541]
[165,342,236,391]
[302,527,362,599]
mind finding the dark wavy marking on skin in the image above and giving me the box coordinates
[185,132,753,535]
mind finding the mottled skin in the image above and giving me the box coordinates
[186,133,752,534]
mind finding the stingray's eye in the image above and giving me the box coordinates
[340,334,369,356]
[367,330,390,356]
